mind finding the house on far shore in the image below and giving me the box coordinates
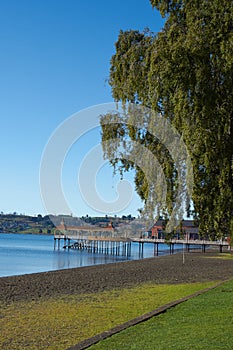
[148,219,199,240]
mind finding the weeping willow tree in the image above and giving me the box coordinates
[101,0,233,239]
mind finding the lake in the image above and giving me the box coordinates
[0,233,181,277]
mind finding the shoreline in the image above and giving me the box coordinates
[0,232,207,278]
[1,250,233,304]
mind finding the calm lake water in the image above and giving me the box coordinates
[0,233,181,277]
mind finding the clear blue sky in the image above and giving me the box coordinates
[0,0,164,217]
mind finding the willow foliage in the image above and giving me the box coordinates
[101,0,233,238]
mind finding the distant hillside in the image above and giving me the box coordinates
[0,214,136,234]
[0,214,55,234]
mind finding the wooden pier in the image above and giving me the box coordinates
[53,220,134,256]
[132,237,229,256]
[53,218,231,258]
[54,233,230,258]
[54,234,132,257]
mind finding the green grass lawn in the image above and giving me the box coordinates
[216,253,233,259]
[0,282,215,350]
[89,279,233,350]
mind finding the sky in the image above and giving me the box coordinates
[0,0,164,217]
